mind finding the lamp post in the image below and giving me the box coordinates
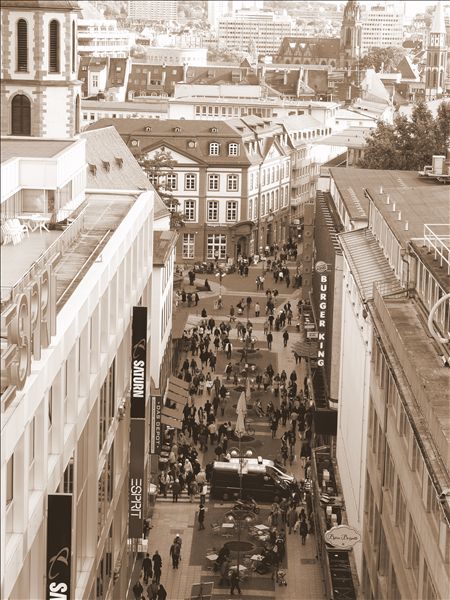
[230,445,253,582]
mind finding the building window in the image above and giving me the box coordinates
[207,200,219,221]
[6,455,14,506]
[184,200,196,221]
[395,479,406,537]
[17,19,28,72]
[182,233,195,258]
[228,143,239,156]
[92,74,99,88]
[227,174,239,191]
[185,173,196,190]
[11,94,31,136]
[208,174,220,191]
[384,443,395,495]
[226,201,238,221]
[207,234,226,260]
[407,520,420,583]
[166,173,177,190]
[422,560,438,600]
[72,20,76,73]
[209,142,220,156]
[49,20,60,73]
[248,198,253,220]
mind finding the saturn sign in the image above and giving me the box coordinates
[324,525,361,549]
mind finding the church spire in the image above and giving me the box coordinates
[340,0,361,69]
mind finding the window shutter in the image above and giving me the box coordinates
[17,19,28,72]
[49,20,60,73]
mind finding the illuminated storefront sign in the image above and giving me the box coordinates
[317,273,328,367]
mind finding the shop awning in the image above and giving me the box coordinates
[161,377,190,428]
[291,339,319,358]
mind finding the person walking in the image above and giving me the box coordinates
[299,519,308,545]
[255,301,260,317]
[170,540,181,569]
[283,329,289,347]
[142,553,153,584]
[172,478,181,502]
[266,331,273,350]
[157,583,167,600]
[287,506,298,534]
[230,569,242,595]
[132,580,144,599]
[148,580,159,600]
[152,551,162,584]
[198,504,206,530]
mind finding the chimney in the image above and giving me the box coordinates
[386,194,390,204]
[379,185,383,194]
[397,211,401,221]
[404,221,409,231]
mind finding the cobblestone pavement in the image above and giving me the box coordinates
[128,261,326,600]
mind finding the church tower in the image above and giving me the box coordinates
[339,0,362,70]
[425,2,447,100]
[1,0,81,138]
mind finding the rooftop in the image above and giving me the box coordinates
[153,230,178,265]
[367,179,450,244]
[329,168,447,224]
[1,139,76,163]
[317,127,370,149]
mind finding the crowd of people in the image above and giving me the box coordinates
[133,238,319,597]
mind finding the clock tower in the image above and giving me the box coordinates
[1,0,81,138]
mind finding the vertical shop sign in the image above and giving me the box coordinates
[149,395,162,455]
[46,494,72,600]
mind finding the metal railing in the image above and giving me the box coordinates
[423,224,450,275]
[0,205,87,307]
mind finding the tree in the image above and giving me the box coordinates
[359,46,406,73]
[138,149,184,228]
[360,101,450,171]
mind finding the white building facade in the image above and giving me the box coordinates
[361,4,404,54]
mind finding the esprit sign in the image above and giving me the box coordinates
[324,525,361,549]
[317,273,328,367]
[46,494,72,600]
[130,306,147,419]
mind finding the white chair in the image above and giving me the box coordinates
[2,220,23,245]
[12,218,29,237]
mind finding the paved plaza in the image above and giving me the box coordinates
[128,260,326,600]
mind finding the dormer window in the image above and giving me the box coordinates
[210,127,218,133]
[228,143,239,156]
[209,142,220,156]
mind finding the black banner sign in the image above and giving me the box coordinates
[131,306,147,419]
[150,395,162,455]
[46,494,72,600]
[129,418,146,538]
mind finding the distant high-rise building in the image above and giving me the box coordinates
[218,10,293,56]
[425,2,448,100]
[339,0,362,69]
[360,3,404,53]
[128,0,177,22]
[207,0,230,27]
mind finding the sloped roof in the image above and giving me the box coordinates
[276,37,340,60]
[153,230,177,265]
[87,119,253,166]
[81,126,151,190]
[2,0,80,9]
[339,229,402,301]
[396,56,419,80]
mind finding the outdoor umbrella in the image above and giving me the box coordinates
[245,376,252,403]
[235,391,247,437]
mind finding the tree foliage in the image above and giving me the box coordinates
[359,46,406,73]
[138,149,184,228]
[360,101,450,171]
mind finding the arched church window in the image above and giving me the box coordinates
[49,20,60,73]
[17,19,28,72]
[11,94,31,135]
